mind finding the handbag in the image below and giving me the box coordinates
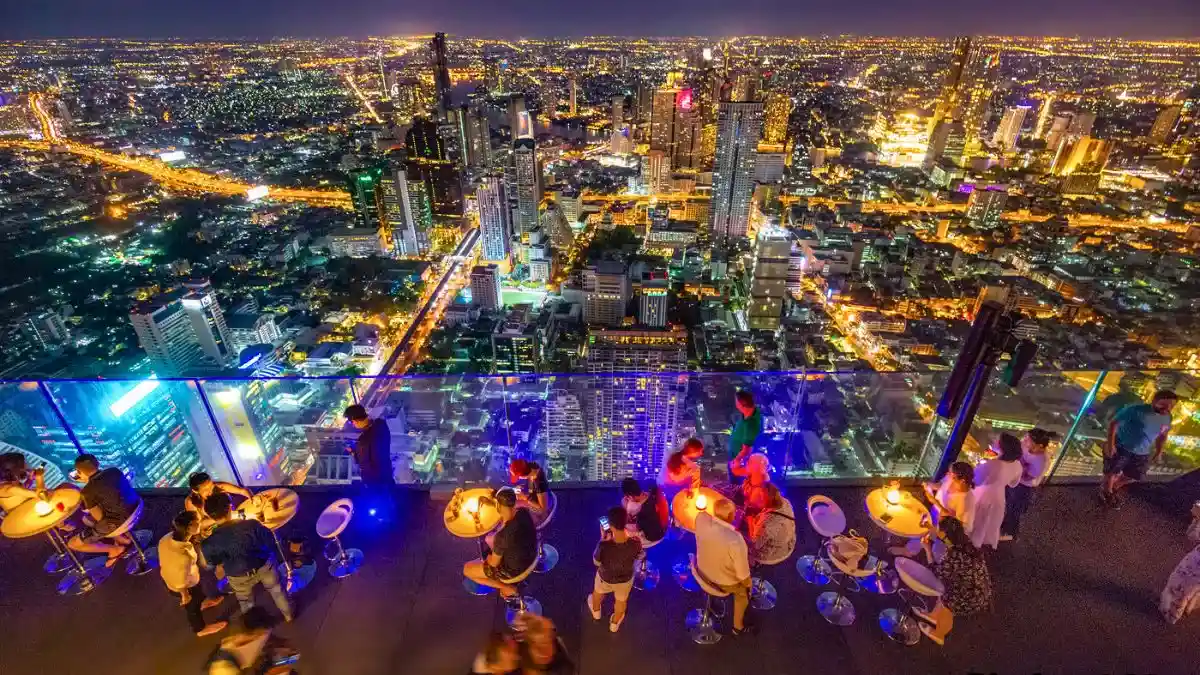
[829,529,869,570]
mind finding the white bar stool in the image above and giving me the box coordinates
[797,495,845,585]
[685,555,728,645]
[817,548,878,626]
[109,499,158,576]
[883,556,945,646]
[316,498,363,579]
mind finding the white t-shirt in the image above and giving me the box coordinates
[935,476,976,530]
[1019,450,1049,487]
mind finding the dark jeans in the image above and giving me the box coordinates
[174,586,208,633]
[1001,484,1034,538]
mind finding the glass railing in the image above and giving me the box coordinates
[1,370,1197,489]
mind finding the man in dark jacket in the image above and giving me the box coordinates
[620,478,667,545]
[344,405,395,486]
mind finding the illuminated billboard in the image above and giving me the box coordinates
[159,150,186,163]
[676,89,693,111]
[246,185,269,202]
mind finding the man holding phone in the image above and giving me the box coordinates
[587,506,642,632]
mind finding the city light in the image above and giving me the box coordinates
[108,378,160,418]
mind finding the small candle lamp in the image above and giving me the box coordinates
[34,500,53,517]
[465,496,481,527]
[885,482,902,506]
[695,493,708,511]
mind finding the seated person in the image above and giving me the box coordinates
[462,487,538,598]
[730,452,772,517]
[744,483,796,565]
[620,478,668,545]
[657,439,703,499]
[67,454,139,567]
[694,497,754,635]
[914,516,992,646]
[0,452,47,513]
[508,458,550,517]
[205,606,299,675]
[185,472,251,532]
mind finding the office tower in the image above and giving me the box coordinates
[552,188,582,224]
[569,76,578,116]
[992,105,1030,151]
[1150,105,1182,145]
[406,118,463,218]
[491,309,540,374]
[762,92,792,144]
[458,105,491,169]
[634,74,654,128]
[672,89,703,169]
[509,95,528,137]
[477,177,512,262]
[585,327,688,480]
[650,88,679,160]
[544,392,587,463]
[430,32,452,119]
[512,137,541,234]
[382,163,433,256]
[130,282,231,375]
[377,49,388,100]
[470,264,503,310]
[181,280,232,365]
[638,279,669,327]
[583,261,630,326]
[709,100,764,245]
[347,164,384,229]
[388,76,422,123]
[1034,94,1055,139]
[1052,136,1112,175]
[754,145,786,183]
[227,313,282,356]
[541,202,572,251]
[966,187,1008,228]
[328,228,385,258]
[923,119,966,170]
[748,226,791,330]
[931,36,999,148]
[642,149,671,193]
[611,95,624,130]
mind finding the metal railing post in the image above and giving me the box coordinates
[1045,370,1109,484]
[193,379,245,487]
[37,381,85,455]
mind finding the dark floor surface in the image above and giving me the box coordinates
[1,483,1198,675]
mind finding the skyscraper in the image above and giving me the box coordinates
[638,279,669,327]
[568,76,578,116]
[406,118,463,219]
[611,95,624,130]
[748,226,791,330]
[672,89,703,169]
[347,164,384,229]
[709,100,764,245]
[991,105,1030,151]
[584,262,630,326]
[585,327,688,480]
[181,279,233,365]
[459,105,491,169]
[470,264,503,310]
[512,137,541,234]
[430,33,453,119]
[1150,105,1182,145]
[544,392,587,466]
[642,149,671,193]
[130,281,231,375]
[650,87,679,161]
[477,177,511,262]
[762,91,792,144]
[932,36,999,149]
[382,163,433,257]
[966,187,1008,228]
[923,119,966,170]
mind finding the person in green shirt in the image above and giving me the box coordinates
[728,390,763,482]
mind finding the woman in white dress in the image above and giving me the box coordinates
[970,434,1024,549]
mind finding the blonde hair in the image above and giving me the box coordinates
[714,498,737,523]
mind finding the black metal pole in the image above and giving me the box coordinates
[934,347,1000,481]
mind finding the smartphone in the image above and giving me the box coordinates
[513,485,523,496]
[599,516,610,532]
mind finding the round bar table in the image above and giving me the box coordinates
[864,486,932,594]
[669,487,724,591]
[236,488,310,593]
[443,487,503,595]
[1,487,110,595]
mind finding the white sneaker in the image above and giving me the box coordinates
[609,615,624,633]
[586,594,601,621]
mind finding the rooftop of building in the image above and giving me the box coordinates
[2,482,1197,675]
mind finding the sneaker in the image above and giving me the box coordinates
[911,607,934,623]
[918,621,944,646]
[609,615,624,632]
[998,534,1014,542]
[730,623,758,637]
[195,621,227,637]
[586,594,601,621]
[201,597,224,611]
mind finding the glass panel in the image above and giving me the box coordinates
[44,379,232,489]
[0,382,79,487]
[199,377,357,487]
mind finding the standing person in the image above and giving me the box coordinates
[185,472,252,533]
[694,498,754,636]
[461,487,538,598]
[587,506,642,632]
[158,511,227,637]
[1000,428,1055,542]
[970,434,1024,550]
[892,462,976,559]
[913,517,992,645]
[200,491,293,622]
[620,478,667,546]
[508,458,550,519]
[658,438,703,500]
[727,391,763,482]
[343,404,395,487]
[1160,502,1200,624]
[1103,390,1178,507]
[67,454,138,566]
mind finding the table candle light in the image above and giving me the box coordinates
[695,494,708,511]
[885,481,902,506]
[33,500,52,517]
[465,496,481,527]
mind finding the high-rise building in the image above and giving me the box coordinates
[430,33,453,119]
[650,88,678,160]
[347,164,384,229]
[491,307,540,374]
[642,149,672,193]
[227,312,282,356]
[509,95,529,138]
[462,106,491,169]
[470,264,503,310]
[991,105,1030,151]
[540,203,572,252]
[932,36,999,149]
[611,95,624,130]
[709,100,764,245]
[512,137,541,234]
[585,327,688,480]
[544,392,587,464]
[181,280,232,365]
[672,89,703,169]
[1150,105,1183,145]
[552,188,582,224]
[477,177,511,262]
[568,76,578,116]
[748,226,791,330]
[966,187,1008,228]
[754,144,786,183]
[1052,136,1112,176]
[923,119,966,170]
[382,163,433,257]
[762,92,792,144]
[11,309,70,351]
[406,118,463,218]
[1033,94,1056,139]
[130,282,231,375]
[638,278,669,327]
[584,262,630,326]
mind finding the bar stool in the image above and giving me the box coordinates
[634,535,664,591]
[750,545,794,611]
[686,555,727,645]
[817,549,879,626]
[44,527,73,574]
[499,556,543,627]
[316,498,363,579]
[533,492,559,573]
[109,499,158,576]
[881,556,944,646]
[797,495,845,585]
